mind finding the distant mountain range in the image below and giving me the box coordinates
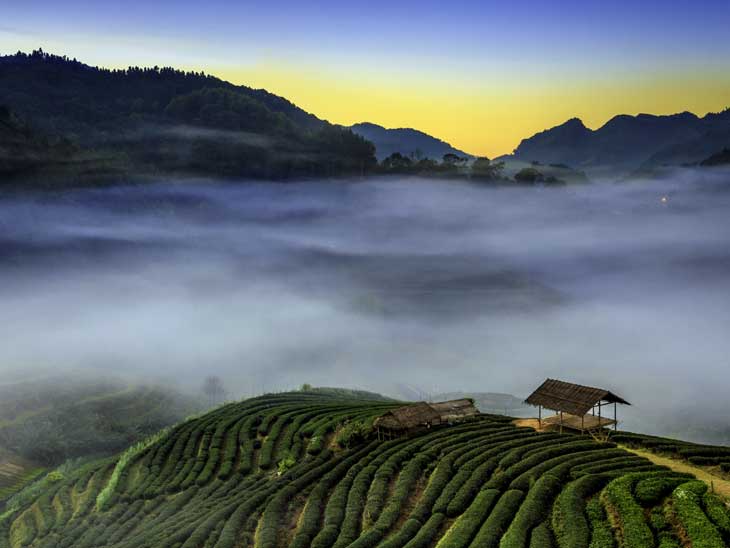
[503,110,730,175]
[2,49,728,185]
[349,122,471,161]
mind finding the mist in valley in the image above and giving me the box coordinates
[2,170,730,444]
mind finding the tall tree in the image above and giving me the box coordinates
[202,375,225,407]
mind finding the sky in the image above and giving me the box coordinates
[2,0,730,157]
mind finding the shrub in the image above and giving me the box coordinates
[601,472,656,548]
[678,447,730,458]
[572,456,649,477]
[402,512,445,547]
[512,448,623,491]
[688,456,726,466]
[552,474,609,548]
[336,420,373,449]
[470,489,525,548]
[530,522,555,548]
[703,491,730,535]
[634,476,688,505]
[486,440,599,491]
[311,453,378,548]
[657,532,681,547]
[585,496,614,548]
[378,518,423,548]
[500,474,563,548]
[277,451,296,475]
[447,460,500,517]
[668,481,725,548]
[650,506,668,531]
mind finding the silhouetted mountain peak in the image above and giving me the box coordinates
[352,122,385,131]
[350,122,470,161]
[703,107,730,123]
[511,108,729,173]
[561,117,588,129]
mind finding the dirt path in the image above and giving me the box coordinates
[620,445,730,500]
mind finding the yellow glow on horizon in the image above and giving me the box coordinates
[3,31,728,158]
[215,62,730,158]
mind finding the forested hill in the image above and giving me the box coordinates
[0,50,376,183]
[3,391,730,547]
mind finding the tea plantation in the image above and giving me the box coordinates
[1,392,728,548]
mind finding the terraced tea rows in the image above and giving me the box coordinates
[613,432,730,472]
[1,392,729,548]
[0,461,44,504]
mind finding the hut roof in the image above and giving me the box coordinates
[525,378,630,417]
[374,399,479,431]
[429,398,479,418]
[373,402,441,430]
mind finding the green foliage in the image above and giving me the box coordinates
[552,474,610,548]
[471,490,525,548]
[0,379,199,466]
[703,491,730,535]
[634,476,688,505]
[500,475,562,548]
[668,481,725,548]
[438,490,500,547]
[96,426,173,511]
[585,497,615,548]
[602,472,667,548]
[1,391,728,548]
[277,451,297,475]
[530,522,556,548]
[336,420,373,449]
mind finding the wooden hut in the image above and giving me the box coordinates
[374,399,479,440]
[525,378,630,434]
[428,398,479,423]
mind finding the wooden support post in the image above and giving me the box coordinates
[560,410,563,434]
[598,401,602,425]
[614,402,617,431]
[538,405,542,429]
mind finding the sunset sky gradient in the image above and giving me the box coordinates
[2,0,730,156]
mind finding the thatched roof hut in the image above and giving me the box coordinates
[373,402,441,432]
[429,398,479,422]
[524,378,630,433]
[525,379,630,417]
[374,399,479,439]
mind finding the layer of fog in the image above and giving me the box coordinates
[1,169,729,443]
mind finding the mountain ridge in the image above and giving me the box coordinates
[0,49,376,183]
[507,108,730,174]
[350,121,472,161]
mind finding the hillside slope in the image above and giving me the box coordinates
[0,375,201,467]
[350,123,471,161]
[2,392,729,548]
[0,50,376,183]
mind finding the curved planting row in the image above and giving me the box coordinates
[612,431,730,471]
[2,392,730,548]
